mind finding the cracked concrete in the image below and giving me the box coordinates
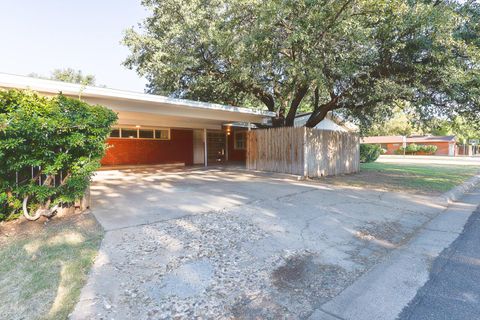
[70,167,450,319]
[318,187,480,320]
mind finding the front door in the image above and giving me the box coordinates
[207,131,226,164]
[448,143,455,157]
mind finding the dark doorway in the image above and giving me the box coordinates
[207,131,226,164]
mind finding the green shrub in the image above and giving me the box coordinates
[0,89,117,221]
[419,145,437,154]
[395,144,438,155]
[360,144,382,163]
[405,143,420,154]
[394,148,404,155]
[396,143,419,155]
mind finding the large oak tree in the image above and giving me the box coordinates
[123,0,479,127]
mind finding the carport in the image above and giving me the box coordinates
[0,73,275,167]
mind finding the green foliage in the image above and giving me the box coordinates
[124,0,480,127]
[0,89,117,221]
[405,144,420,154]
[51,68,96,86]
[424,116,480,144]
[395,144,438,155]
[360,144,382,163]
[364,103,423,136]
[29,68,97,86]
[420,145,438,155]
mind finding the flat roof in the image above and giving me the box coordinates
[407,135,456,143]
[362,135,456,144]
[0,73,276,119]
[362,136,405,144]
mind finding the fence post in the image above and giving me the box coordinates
[303,127,308,178]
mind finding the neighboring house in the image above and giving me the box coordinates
[0,73,275,166]
[294,112,358,132]
[362,135,457,156]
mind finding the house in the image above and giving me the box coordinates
[294,112,358,132]
[362,135,457,156]
[0,73,275,166]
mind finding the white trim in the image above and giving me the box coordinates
[204,129,208,167]
[0,73,276,117]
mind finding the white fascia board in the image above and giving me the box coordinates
[0,73,276,119]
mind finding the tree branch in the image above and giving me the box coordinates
[305,93,340,127]
[285,84,310,126]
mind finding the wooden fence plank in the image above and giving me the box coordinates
[246,127,359,177]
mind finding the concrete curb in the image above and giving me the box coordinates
[437,173,480,204]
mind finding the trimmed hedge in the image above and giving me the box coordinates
[0,89,117,221]
[394,143,438,155]
[360,144,382,163]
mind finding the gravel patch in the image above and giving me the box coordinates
[80,211,377,319]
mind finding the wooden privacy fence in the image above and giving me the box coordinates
[246,127,360,177]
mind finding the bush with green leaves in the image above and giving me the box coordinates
[419,145,438,154]
[395,143,418,155]
[0,89,117,221]
[360,144,382,163]
[395,143,438,155]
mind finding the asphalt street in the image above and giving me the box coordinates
[399,205,480,320]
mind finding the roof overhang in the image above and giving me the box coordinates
[0,73,275,128]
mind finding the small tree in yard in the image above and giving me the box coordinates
[123,0,479,129]
[360,144,382,163]
[0,89,117,221]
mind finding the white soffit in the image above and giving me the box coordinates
[0,73,275,123]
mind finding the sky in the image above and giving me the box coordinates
[0,0,148,92]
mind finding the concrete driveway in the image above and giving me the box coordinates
[71,167,446,319]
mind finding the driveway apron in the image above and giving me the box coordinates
[71,168,446,319]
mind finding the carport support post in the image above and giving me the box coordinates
[204,128,208,167]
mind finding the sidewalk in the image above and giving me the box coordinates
[310,187,480,320]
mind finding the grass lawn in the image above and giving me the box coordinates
[0,212,103,320]
[325,162,480,195]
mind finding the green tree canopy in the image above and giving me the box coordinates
[424,116,480,143]
[123,0,479,127]
[29,68,97,86]
[50,68,96,86]
[366,106,421,137]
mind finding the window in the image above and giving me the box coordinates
[110,129,120,138]
[234,131,246,150]
[110,127,171,140]
[121,129,138,139]
[139,129,154,139]
[155,129,170,140]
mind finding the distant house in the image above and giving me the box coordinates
[362,135,457,156]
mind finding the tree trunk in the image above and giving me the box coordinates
[285,85,310,126]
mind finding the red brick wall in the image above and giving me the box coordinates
[227,128,247,162]
[101,129,194,166]
[383,143,402,155]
